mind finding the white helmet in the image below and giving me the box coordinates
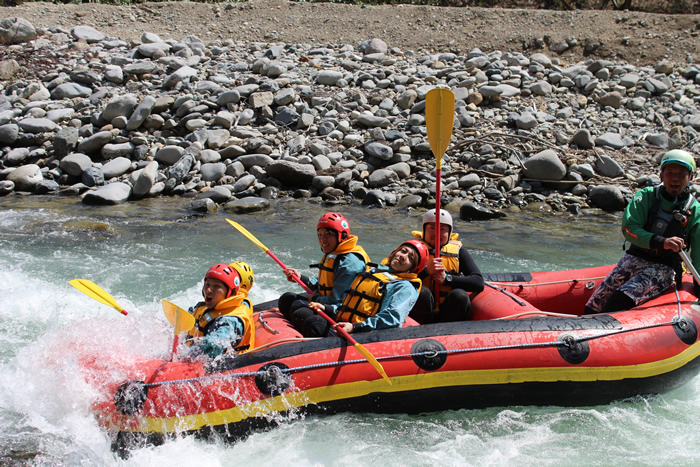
[422,209,453,236]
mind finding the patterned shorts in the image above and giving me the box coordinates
[585,253,675,313]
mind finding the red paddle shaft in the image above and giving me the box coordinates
[269,250,363,346]
[434,170,442,311]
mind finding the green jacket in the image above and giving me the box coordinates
[622,185,700,269]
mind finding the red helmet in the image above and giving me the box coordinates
[317,212,350,243]
[398,239,429,273]
[205,263,241,298]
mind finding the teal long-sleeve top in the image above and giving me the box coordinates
[187,305,247,358]
[622,185,700,270]
[301,252,367,306]
[325,264,420,332]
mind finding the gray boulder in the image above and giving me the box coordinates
[82,182,132,205]
[594,133,634,150]
[233,174,256,193]
[595,154,625,178]
[197,149,220,164]
[156,145,186,166]
[265,160,316,187]
[18,118,57,133]
[33,179,59,194]
[5,148,29,165]
[522,150,567,181]
[102,94,139,122]
[368,168,399,188]
[102,157,132,179]
[222,197,270,213]
[53,127,79,159]
[364,141,393,161]
[132,161,158,198]
[515,112,537,130]
[0,179,14,195]
[51,83,92,99]
[363,38,388,55]
[316,70,344,86]
[82,167,104,187]
[60,153,93,176]
[7,164,42,191]
[126,96,156,130]
[72,25,104,43]
[165,153,195,185]
[77,131,112,154]
[460,201,506,220]
[187,198,218,214]
[200,162,226,182]
[102,142,135,160]
[571,129,595,149]
[0,17,36,44]
[236,154,274,170]
[589,185,626,211]
[598,91,623,109]
[0,123,18,144]
[196,186,232,204]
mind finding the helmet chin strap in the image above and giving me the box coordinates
[660,185,690,202]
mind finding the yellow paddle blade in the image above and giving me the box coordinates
[226,219,269,253]
[354,342,392,385]
[425,88,455,170]
[69,279,128,315]
[162,300,195,333]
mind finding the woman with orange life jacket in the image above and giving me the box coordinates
[184,263,255,359]
[278,213,370,330]
[297,239,428,337]
[409,209,484,324]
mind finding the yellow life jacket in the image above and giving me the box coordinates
[335,267,421,324]
[316,235,370,297]
[411,231,462,305]
[187,291,255,352]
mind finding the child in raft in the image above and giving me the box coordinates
[294,239,429,337]
[278,212,370,330]
[184,263,255,358]
[230,260,255,309]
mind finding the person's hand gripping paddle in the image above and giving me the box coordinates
[226,218,392,385]
[162,300,195,361]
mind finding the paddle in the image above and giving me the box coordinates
[162,300,196,361]
[69,279,128,316]
[226,218,392,385]
[680,250,700,288]
[425,88,455,310]
[226,219,295,275]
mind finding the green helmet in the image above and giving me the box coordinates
[661,150,696,174]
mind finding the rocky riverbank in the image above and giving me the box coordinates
[0,12,699,220]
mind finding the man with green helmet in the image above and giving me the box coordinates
[585,150,700,314]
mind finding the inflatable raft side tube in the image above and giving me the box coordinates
[208,314,623,374]
[112,341,700,450]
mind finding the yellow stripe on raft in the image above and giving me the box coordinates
[107,340,700,433]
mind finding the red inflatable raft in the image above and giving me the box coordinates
[92,264,700,455]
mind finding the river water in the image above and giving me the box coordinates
[1,195,698,465]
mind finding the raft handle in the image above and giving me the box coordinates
[258,311,279,335]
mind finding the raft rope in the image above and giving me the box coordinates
[488,276,606,289]
[141,315,686,389]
